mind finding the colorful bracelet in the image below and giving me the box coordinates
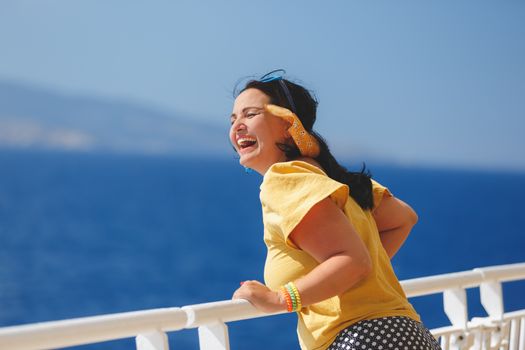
[280,286,294,312]
[281,282,302,312]
[286,283,297,311]
[288,282,302,311]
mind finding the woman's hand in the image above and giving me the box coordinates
[232,280,287,313]
[373,196,418,258]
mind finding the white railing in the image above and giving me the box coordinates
[0,262,524,350]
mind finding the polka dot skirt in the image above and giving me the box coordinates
[327,316,441,350]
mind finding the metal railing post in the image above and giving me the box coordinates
[198,322,230,350]
[136,331,169,350]
[444,288,468,329]
[443,288,469,350]
[480,281,504,321]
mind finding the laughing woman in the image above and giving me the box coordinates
[231,70,441,350]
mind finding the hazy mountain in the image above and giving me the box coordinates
[0,80,231,156]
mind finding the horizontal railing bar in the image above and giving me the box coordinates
[503,309,525,319]
[401,270,483,297]
[0,307,187,350]
[401,262,525,297]
[0,262,524,350]
[183,299,285,328]
[474,263,525,282]
[420,310,525,338]
[429,325,463,336]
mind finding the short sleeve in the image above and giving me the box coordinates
[260,161,349,247]
[371,179,393,212]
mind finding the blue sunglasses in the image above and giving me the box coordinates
[259,69,297,114]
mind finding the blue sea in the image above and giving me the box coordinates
[0,150,524,349]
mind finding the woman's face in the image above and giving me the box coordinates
[230,88,291,174]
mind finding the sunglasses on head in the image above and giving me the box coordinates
[259,69,297,115]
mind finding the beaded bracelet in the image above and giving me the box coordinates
[281,282,302,312]
[288,282,302,311]
[286,284,297,311]
[280,286,293,312]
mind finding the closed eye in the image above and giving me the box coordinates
[230,107,264,125]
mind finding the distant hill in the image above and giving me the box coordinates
[0,80,231,156]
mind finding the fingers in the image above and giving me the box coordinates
[240,280,252,286]
[232,280,263,300]
[237,280,261,289]
[231,281,283,313]
[232,288,252,304]
[232,282,248,299]
[240,280,265,287]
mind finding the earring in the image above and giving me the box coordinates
[244,167,254,174]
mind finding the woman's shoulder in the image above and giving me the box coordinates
[265,158,326,177]
[261,158,347,198]
[260,158,349,213]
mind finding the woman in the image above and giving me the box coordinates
[230,70,441,350]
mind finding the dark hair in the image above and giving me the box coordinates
[240,78,374,210]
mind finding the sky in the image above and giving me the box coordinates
[0,1,524,171]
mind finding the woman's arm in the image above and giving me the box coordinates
[233,196,372,312]
[372,196,418,259]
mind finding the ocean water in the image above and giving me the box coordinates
[0,150,524,350]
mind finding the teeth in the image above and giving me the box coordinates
[237,137,257,147]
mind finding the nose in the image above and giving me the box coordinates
[231,118,246,133]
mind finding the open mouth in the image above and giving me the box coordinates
[237,137,257,151]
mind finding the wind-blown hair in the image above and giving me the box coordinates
[239,78,374,210]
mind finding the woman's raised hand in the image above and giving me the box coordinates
[232,280,287,313]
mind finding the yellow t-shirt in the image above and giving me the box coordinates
[260,161,420,350]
